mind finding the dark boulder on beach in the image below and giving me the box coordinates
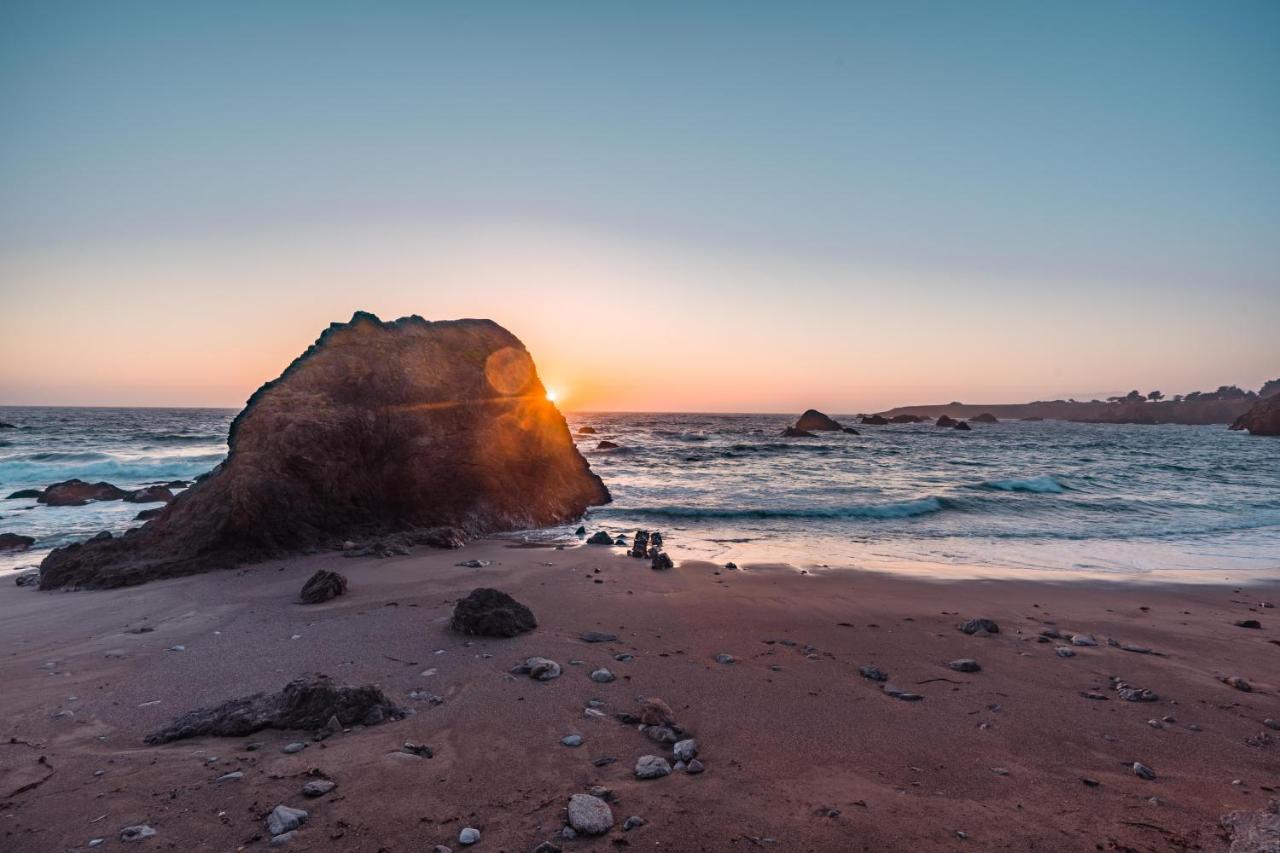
[860,415,889,425]
[144,673,402,744]
[299,569,347,604]
[38,479,127,506]
[954,421,972,431]
[123,485,175,504]
[38,312,610,590]
[135,507,164,521]
[0,533,35,551]
[935,415,958,428]
[782,427,817,438]
[1230,395,1280,436]
[6,489,42,499]
[450,587,537,637]
[587,530,614,545]
[971,413,999,423]
[795,409,843,431]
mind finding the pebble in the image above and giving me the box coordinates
[580,631,618,643]
[1265,719,1280,731]
[88,840,105,848]
[216,771,244,783]
[1071,634,1098,646]
[590,668,616,683]
[456,559,491,568]
[567,793,614,835]
[623,816,647,831]
[686,758,705,774]
[433,846,453,853]
[1222,676,1252,692]
[533,844,562,853]
[958,618,1000,635]
[266,805,309,836]
[561,735,583,747]
[882,683,923,701]
[1133,762,1156,780]
[859,665,888,681]
[949,659,981,673]
[513,657,562,681]
[1234,619,1262,629]
[282,742,307,754]
[120,825,156,843]
[1054,646,1076,657]
[673,738,698,763]
[270,831,296,847]
[302,779,336,797]
[458,827,480,845]
[725,562,738,569]
[634,755,673,779]
[714,653,736,665]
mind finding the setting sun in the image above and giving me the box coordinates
[545,388,559,404]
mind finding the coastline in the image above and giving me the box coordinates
[2,541,1277,851]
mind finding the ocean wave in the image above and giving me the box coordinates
[977,475,1066,493]
[0,452,225,487]
[622,497,948,521]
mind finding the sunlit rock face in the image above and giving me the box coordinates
[40,312,610,589]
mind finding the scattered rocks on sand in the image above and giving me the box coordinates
[282,742,307,754]
[144,673,403,744]
[450,588,536,637]
[673,739,698,762]
[1113,679,1159,702]
[512,657,562,681]
[1235,619,1262,629]
[120,825,157,842]
[1071,634,1098,646]
[1132,762,1156,780]
[725,561,738,569]
[299,569,347,604]
[567,793,614,835]
[628,531,650,558]
[267,805,308,836]
[685,759,705,774]
[949,659,981,673]
[580,631,618,643]
[590,668,616,683]
[586,530,614,545]
[958,618,1000,635]
[302,779,335,797]
[39,479,127,507]
[634,755,673,779]
[0,533,35,551]
[458,827,480,845]
[37,312,610,590]
[639,698,676,726]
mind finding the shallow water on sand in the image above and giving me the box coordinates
[2,407,1278,581]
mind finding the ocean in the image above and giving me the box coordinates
[2,407,1278,582]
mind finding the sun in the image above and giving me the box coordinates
[545,388,559,404]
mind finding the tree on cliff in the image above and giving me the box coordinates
[1147,391,1164,402]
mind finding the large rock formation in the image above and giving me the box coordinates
[38,479,127,506]
[40,312,610,589]
[794,409,843,431]
[1230,395,1280,436]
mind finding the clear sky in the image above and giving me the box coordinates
[1,1,1277,411]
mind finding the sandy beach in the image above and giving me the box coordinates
[2,542,1276,852]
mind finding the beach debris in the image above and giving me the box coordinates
[589,668,616,683]
[299,569,347,604]
[1132,762,1156,780]
[120,825,156,843]
[144,673,403,744]
[512,657,561,681]
[859,665,889,682]
[635,755,673,779]
[1235,619,1262,629]
[450,588,536,637]
[458,827,480,845]
[302,779,335,797]
[580,631,618,643]
[949,659,981,672]
[958,618,1000,635]
[267,805,308,836]
[568,793,614,835]
[586,530,613,544]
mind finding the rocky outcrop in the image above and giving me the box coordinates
[1230,396,1280,436]
[0,533,35,551]
[971,413,999,423]
[38,479,127,506]
[450,588,536,637]
[954,421,972,431]
[795,409,843,431]
[144,673,402,744]
[123,486,174,504]
[935,415,958,428]
[781,427,816,438]
[889,414,924,424]
[6,489,42,499]
[577,426,597,435]
[299,570,347,604]
[39,313,610,589]
[860,415,889,425]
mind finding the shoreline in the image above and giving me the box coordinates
[2,540,1277,851]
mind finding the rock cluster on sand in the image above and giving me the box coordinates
[1230,395,1280,436]
[450,588,537,637]
[299,569,347,604]
[144,673,402,744]
[38,312,610,589]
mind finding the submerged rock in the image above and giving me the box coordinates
[299,569,347,604]
[144,673,403,744]
[39,312,610,589]
[935,415,958,428]
[860,414,889,425]
[0,533,34,551]
[971,413,999,423]
[595,440,620,450]
[795,409,843,431]
[6,489,42,499]
[889,414,924,423]
[954,421,972,431]
[450,588,536,637]
[781,427,817,438]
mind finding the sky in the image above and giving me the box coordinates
[1,1,1277,412]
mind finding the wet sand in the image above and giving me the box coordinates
[1,542,1277,851]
